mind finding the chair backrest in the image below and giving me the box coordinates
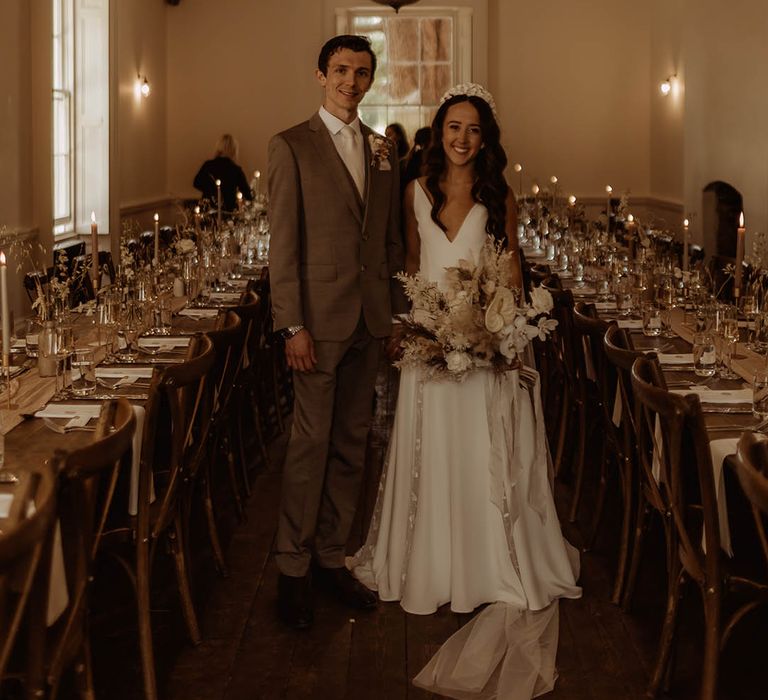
[208,310,244,415]
[573,302,619,439]
[46,399,136,682]
[153,333,215,537]
[631,355,721,583]
[233,290,264,374]
[0,462,58,679]
[734,431,768,567]
[544,284,577,384]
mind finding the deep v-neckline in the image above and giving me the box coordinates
[416,181,478,244]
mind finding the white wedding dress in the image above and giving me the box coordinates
[350,183,581,700]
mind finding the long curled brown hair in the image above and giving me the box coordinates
[424,94,509,240]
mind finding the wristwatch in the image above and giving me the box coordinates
[281,324,304,340]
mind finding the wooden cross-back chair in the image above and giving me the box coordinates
[231,290,271,489]
[734,432,768,569]
[630,355,768,699]
[572,302,617,540]
[0,462,57,689]
[206,310,246,544]
[45,399,136,700]
[542,279,580,480]
[104,341,213,700]
[602,323,645,606]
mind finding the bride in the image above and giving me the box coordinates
[350,83,581,699]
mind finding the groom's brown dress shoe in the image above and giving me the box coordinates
[277,573,313,629]
[314,565,378,610]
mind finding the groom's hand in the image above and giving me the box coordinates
[285,329,317,372]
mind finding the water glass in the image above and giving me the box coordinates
[754,368,768,419]
[25,318,41,358]
[642,304,662,337]
[152,298,172,335]
[693,332,717,377]
[71,348,96,396]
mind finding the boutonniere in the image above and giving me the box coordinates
[369,134,392,171]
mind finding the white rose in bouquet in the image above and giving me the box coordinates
[528,286,554,316]
[446,350,473,374]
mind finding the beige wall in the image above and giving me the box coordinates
[0,0,32,230]
[489,0,652,205]
[166,0,326,202]
[680,0,768,250]
[649,0,684,214]
[166,0,657,210]
[115,0,169,231]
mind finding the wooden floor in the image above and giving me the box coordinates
[88,368,768,700]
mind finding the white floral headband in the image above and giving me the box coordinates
[439,82,498,119]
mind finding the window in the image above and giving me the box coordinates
[52,0,109,237]
[338,6,474,139]
[52,0,74,234]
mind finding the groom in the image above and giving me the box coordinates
[267,35,404,629]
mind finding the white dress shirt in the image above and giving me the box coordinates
[319,106,366,197]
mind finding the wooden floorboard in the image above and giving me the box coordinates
[91,363,768,700]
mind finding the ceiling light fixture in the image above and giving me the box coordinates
[372,0,421,12]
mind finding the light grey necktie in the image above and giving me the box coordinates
[339,125,365,197]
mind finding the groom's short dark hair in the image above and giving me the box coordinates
[318,35,377,80]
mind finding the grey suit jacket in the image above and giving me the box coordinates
[267,112,405,342]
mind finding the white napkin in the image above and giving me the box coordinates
[0,492,12,518]
[670,388,752,404]
[128,406,154,516]
[658,353,694,365]
[618,319,642,329]
[137,336,191,349]
[96,367,153,379]
[707,438,737,556]
[208,291,240,302]
[35,404,103,420]
[178,308,218,319]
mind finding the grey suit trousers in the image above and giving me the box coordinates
[275,317,381,576]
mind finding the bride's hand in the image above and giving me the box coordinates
[385,323,406,362]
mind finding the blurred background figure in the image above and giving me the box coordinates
[385,122,410,183]
[403,126,431,187]
[193,133,253,211]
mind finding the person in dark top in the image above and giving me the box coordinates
[386,123,410,188]
[193,133,253,211]
[402,126,431,186]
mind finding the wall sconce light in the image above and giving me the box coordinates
[660,74,676,96]
[135,74,151,98]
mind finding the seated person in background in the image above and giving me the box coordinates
[402,126,431,186]
[193,133,253,211]
[385,122,410,183]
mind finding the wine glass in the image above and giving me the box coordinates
[717,305,739,379]
[116,301,142,362]
[741,295,759,350]
[54,321,74,396]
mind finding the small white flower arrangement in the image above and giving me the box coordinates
[395,236,557,380]
[368,134,392,171]
[175,238,197,255]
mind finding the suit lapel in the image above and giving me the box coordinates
[360,124,374,235]
[308,112,363,224]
